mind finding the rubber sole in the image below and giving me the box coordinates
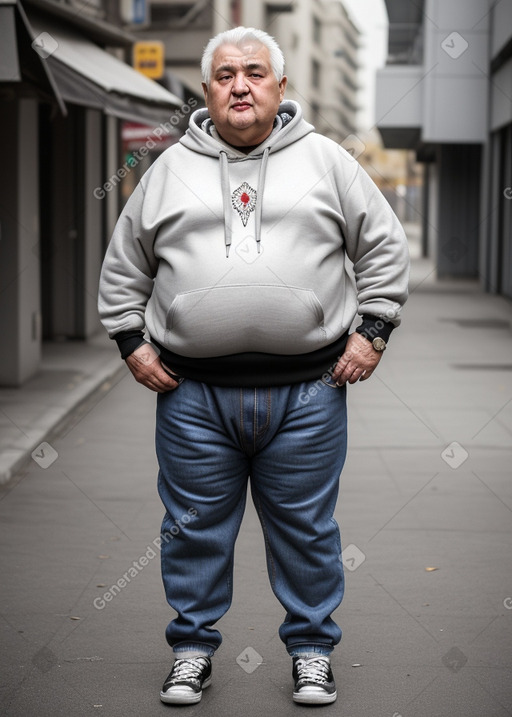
[293,686,337,705]
[160,675,212,704]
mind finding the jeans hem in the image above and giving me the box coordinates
[287,643,334,657]
[173,642,216,657]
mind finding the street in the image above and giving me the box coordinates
[1,244,512,716]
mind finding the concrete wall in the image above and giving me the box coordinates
[423,0,489,143]
[0,99,41,386]
[375,65,424,128]
[84,109,105,338]
[491,0,512,57]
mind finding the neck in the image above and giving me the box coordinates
[215,123,275,152]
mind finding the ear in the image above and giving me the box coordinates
[201,82,209,106]
[278,76,287,101]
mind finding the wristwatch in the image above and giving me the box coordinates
[371,337,387,352]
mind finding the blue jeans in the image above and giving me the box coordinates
[155,378,347,657]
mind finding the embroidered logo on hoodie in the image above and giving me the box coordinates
[232,182,257,227]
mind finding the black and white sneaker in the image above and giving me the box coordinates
[292,655,337,704]
[160,656,212,704]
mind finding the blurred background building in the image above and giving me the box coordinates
[375,0,512,299]
[0,0,184,385]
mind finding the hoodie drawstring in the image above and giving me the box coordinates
[254,147,270,255]
[219,147,271,258]
[219,150,232,258]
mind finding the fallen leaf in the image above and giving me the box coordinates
[425,566,439,572]
[352,663,362,667]
[98,555,110,559]
[70,616,81,621]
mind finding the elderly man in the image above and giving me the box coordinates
[98,26,409,707]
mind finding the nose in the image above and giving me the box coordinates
[232,72,249,95]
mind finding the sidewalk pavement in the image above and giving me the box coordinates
[0,332,124,485]
[1,227,512,716]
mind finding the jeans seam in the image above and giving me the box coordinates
[253,388,257,452]
[252,491,277,589]
[255,387,272,439]
[239,389,250,454]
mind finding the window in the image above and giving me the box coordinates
[311,59,320,89]
[313,16,321,45]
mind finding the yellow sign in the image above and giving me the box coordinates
[133,41,164,79]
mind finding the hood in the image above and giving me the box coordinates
[179,100,314,159]
[178,101,314,257]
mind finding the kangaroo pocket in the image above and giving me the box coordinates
[164,284,327,358]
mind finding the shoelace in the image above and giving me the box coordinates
[169,657,208,684]
[296,657,331,684]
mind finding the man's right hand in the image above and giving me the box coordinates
[125,343,181,393]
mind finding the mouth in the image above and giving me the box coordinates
[231,102,252,111]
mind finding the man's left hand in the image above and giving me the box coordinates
[332,332,383,386]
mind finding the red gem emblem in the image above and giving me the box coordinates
[232,182,257,227]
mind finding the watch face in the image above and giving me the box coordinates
[372,337,386,351]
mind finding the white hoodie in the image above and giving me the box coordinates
[98,101,409,362]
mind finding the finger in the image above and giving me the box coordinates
[131,367,177,392]
[149,372,180,391]
[332,352,353,380]
[340,363,359,384]
[348,369,365,384]
[144,362,178,387]
[143,377,176,393]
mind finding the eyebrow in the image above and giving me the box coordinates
[214,61,267,75]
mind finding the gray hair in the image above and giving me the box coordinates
[201,26,285,86]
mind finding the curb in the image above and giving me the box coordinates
[0,360,127,487]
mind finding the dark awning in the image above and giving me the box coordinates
[29,11,183,122]
[25,11,184,124]
[0,0,66,114]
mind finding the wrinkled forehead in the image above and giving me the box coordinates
[211,42,272,73]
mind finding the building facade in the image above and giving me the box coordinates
[375,0,512,298]
[0,0,183,386]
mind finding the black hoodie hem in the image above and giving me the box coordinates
[151,334,350,388]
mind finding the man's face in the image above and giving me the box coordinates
[202,42,287,147]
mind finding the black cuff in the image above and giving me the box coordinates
[113,330,146,359]
[355,314,395,344]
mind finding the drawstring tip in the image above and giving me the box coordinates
[225,244,231,258]
[256,240,261,254]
